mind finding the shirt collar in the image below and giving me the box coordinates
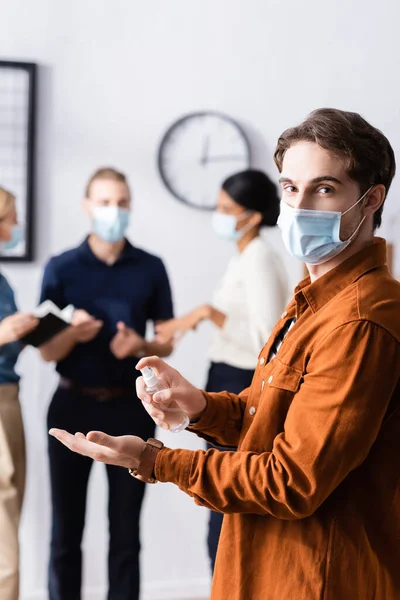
[294,237,388,315]
[77,237,138,265]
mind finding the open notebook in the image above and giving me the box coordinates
[21,300,74,347]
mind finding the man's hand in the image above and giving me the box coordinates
[0,313,39,346]
[155,306,210,345]
[136,356,207,429]
[110,322,145,359]
[71,309,103,343]
[49,429,146,469]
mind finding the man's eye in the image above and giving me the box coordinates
[284,185,296,193]
[319,186,333,194]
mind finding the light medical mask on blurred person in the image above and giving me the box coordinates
[277,187,371,265]
[212,211,253,242]
[2,224,24,251]
[92,206,130,243]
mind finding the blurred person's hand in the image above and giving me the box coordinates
[49,429,145,470]
[0,313,39,346]
[71,309,103,343]
[155,306,209,344]
[135,356,207,429]
[110,321,145,359]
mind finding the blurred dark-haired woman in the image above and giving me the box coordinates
[156,169,289,572]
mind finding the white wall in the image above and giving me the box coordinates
[1,0,400,598]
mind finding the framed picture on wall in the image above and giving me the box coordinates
[0,60,36,262]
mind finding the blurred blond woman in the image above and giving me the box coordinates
[0,188,38,600]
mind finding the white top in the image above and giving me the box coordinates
[208,236,289,370]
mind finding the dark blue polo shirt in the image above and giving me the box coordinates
[40,238,174,386]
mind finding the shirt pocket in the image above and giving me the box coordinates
[266,359,303,393]
[241,360,304,451]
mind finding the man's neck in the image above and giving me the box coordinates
[307,232,375,283]
[88,234,126,265]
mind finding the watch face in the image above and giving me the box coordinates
[158,111,251,211]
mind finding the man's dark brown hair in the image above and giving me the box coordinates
[274,108,396,229]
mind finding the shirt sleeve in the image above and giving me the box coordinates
[155,321,400,518]
[147,259,174,322]
[187,388,250,447]
[39,258,67,308]
[0,278,22,353]
[221,247,287,356]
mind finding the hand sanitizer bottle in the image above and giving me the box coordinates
[141,367,189,433]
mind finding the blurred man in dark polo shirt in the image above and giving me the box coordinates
[39,167,174,600]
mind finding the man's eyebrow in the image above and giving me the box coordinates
[310,176,343,185]
[278,176,343,185]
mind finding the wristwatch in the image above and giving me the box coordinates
[128,438,164,484]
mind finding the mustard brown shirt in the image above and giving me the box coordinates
[155,238,400,600]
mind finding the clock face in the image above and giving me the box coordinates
[158,112,251,210]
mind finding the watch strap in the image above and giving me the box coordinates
[129,438,163,484]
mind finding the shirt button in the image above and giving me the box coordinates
[259,357,265,366]
[281,311,287,319]
[268,375,273,384]
[261,379,265,391]
[249,406,256,416]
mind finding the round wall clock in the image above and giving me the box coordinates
[158,111,251,211]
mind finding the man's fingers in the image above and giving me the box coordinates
[27,318,40,329]
[15,319,39,336]
[86,430,119,450]
[142,407,169,430]
[140,401,169,429]
[14,314,38,328]
[49,428,92,455]
[24,314,39,324]
[88,320,103,330]
[23,321,39,334]
[49,428,115,462]
[136,356,174,377]
[80,320,103,334]
[136,377,152,404]
[49,428,67,439]
[153,389,172,405]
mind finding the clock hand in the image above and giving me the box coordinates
[206,154,247,163]
[201,136,210,166]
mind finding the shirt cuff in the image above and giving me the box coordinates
[187,391,228,434]
[154,447,195,490]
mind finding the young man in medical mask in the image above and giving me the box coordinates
[39,168,174,600]
[50,111,400,600]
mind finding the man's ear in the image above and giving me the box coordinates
[364,184,386,216]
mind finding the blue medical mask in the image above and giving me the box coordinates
[2,224,24,251]
[92,206,130,242]
[212,211,252,242]
[277,187,371,265]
